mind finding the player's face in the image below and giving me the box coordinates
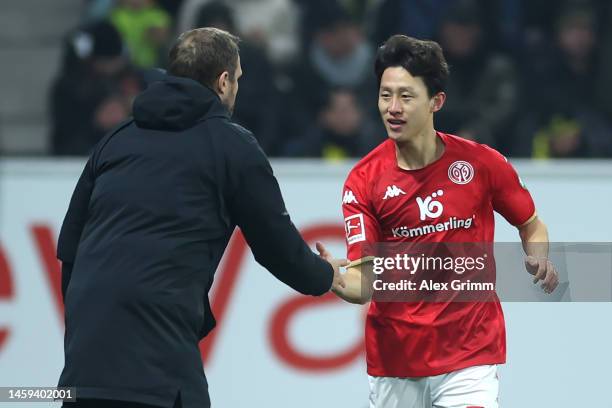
[378,67,435,142]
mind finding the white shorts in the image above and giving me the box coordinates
[368,364,499,408]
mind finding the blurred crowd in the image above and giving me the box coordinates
[49,0,612,159]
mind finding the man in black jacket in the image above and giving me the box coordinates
[58,27,346,408]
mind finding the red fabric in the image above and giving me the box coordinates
[342,132,535,377]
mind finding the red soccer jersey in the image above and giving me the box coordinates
[342,132,535,377]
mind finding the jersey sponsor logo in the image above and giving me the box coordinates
[391,215,475,238]
[448,161,474,184]
[416,190,444,220]
[383,185,406,200]
[345,214,366,244]
[342,190,358,205]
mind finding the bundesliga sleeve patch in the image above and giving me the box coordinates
[345,213,366,244]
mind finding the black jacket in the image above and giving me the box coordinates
[56,75,333,407]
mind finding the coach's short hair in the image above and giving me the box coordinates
[374,35,449,97]
[168,27,240,89]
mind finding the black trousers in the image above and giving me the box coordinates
[62,395,182,408]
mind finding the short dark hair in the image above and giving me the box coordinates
[167,27,240,89]
[374,35,449,97]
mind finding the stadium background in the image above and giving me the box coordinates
[1,0,612,407]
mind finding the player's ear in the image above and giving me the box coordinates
[430,92,446,113]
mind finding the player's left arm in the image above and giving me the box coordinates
[486,146,559,293]
[517,214,559,293]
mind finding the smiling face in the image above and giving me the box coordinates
[378,66,445,142]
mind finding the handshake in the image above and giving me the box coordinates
[315,242,348,292]
[315,242,373,305]
[316,242,351,293]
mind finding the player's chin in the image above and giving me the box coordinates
[386,128,408,141]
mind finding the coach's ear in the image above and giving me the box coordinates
[430,92,446,113]
[216,71,230,96]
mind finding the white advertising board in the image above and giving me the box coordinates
[0,159,611,407]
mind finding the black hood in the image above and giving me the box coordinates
[133,74,229,131]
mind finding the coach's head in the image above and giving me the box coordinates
[168,27,242,115]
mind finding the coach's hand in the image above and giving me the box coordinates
[525,256,559,294]
[315,242,348,292]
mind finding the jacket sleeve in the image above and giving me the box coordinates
[226,131,333,296]
[56,156,95,299]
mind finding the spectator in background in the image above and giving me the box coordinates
[595,2,612,122]
[50,21,142,156]
[521,0,610,52]
[110,0,171,68]
[83,0,184,21]
[178,0,300,64]
[514,4,612,157]
[284,87,384,159]
[369,0,527,54]
[434,1,518,148]
[287,3,375,125]
[188,1,282,155]
[294,0,371,22]
[82,0,115,21]
[293,0,369,50]
[370,0,456,47]
[155,0,186,18]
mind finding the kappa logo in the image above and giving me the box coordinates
[344,214,366,244]
[342,190,358,205]
[448,161,474,184]
[416,189,444,220]
[383,185,406,200]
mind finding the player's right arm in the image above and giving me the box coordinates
[334,170,382,304]
[316,241,374,304]
[336,256,376,304]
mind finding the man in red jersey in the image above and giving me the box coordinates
[316,35,559,408]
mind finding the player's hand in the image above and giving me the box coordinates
[315,242,348,292]
[525,255,559,294]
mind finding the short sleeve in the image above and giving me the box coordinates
[485,146,535,226]
[342,170,382,261]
